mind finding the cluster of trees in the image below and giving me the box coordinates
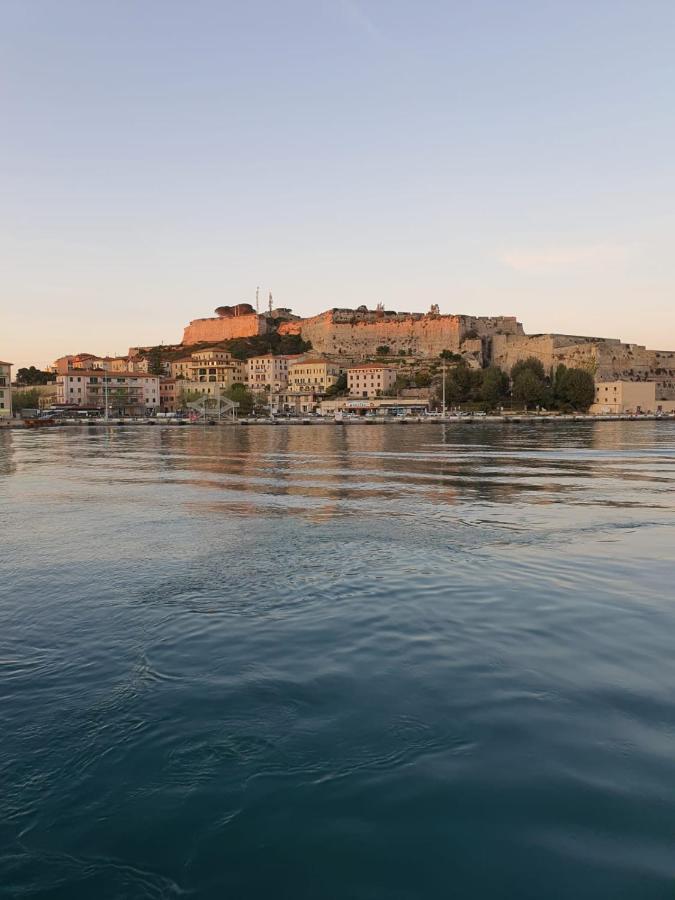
[216,333,311,361]
[13,388,43,411]
[441,357,595,411]
[177,383,256,415]
[15,366,55,385]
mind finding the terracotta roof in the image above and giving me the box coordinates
[0,360,13,366]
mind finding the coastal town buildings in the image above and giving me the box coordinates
[347,363,396,398]
[0,361,12,418]
[273,358,344,413]
[56,372,159,415]
[247,354,302,393]
[190,350,246,386]
[287,359,342,393]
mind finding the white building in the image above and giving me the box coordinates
[56,371,159,415]
[0,361,12,418]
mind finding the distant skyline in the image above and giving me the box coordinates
[3,0,675,370]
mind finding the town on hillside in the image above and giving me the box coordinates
[3,301,675,421]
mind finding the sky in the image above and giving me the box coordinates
[2,0,674,370]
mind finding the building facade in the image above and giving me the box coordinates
[0,361,12,417]
[287,359,341,393]
[347,363,396,398]
[56,371,159,415]
[247,354,303,392]
[589,380,656,414]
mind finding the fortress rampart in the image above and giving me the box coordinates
[182,312,266,344]
[278,309,522,357]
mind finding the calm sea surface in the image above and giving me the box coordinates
[1,422,675,899]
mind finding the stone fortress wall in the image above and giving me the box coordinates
[492,333,675,399]
[177,302,675,399]
[278,308,523,358]
[182,312,266,344]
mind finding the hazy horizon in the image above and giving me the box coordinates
[3,0,675,370]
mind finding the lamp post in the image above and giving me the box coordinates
[441,359,446,418]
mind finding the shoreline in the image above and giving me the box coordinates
[2,413,674,430]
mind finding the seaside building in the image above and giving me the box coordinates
[347,363,397,398]
[589,380,656,415]
[320,396,430,417]
[159,378,180,412]
[247,354,303,393]
[287,359,342,393]
[0,361,12,418]
[189,350,246,386]
[56,372,159,416]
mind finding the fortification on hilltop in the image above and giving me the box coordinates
[277,304,523,357]
[182,303,268,344]
[176,301,675,399]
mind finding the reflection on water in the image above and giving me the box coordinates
[1,423,674,899]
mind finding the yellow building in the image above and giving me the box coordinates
[170,356,194,379]
[247,354,303,392]
[0,361,12,417]
[590,380,656,414]
[287,358,341,393]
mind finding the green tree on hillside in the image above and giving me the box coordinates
[511,357,546,383]
[325,373,347,397]
[13,388,42,410]
[16,366,55,385]
[443,364,482,403]
[147,347,164,376]
[512,369,548,407]
[225,383,254,415]
[480,366,509,405]
[556,367,595,411]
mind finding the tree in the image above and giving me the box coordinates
[225,383,254,415]
[480,366,509,405]
[386,374,410,396]
[325,373,347,397]
[147,347,164,376]
[414,371,432,388]
[16,366,55,385]
[376,345,390,355]
[552,364,568,404]
[557,368,595,411]
[511,357,546,383]
[178,388,203,408]
[512,369,548,406]
[13,388,42,411]
[440,349,462,362]
[443,364,482,403]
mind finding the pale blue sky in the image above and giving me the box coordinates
[2,0,674,369]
